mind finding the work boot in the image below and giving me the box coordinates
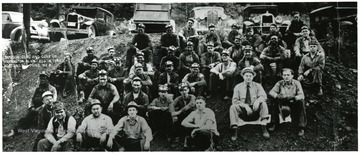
[262,125,270,139]
[231,126,238,141]
[298,129,305,137]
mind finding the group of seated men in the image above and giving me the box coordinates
[4,11,326,151]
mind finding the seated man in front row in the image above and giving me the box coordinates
[182,63,207,97]
[109,102,153,151]
[37,101,76,151]
[181,96,219,151]
[230,67,270,140]
[268,68,307,137]
[76,99,120,151]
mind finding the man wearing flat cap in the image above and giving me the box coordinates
[126,23,152,70]
[4,72,57,138]
[148,85,175,143]
[158,61,180,97]
[37,101,76,151]
[230,67,270,140]
[209,49,237,100]
[182,63,207,97]
[169,82,197,144]
[179,41,200,79]
[179,18,199,52]
[53,52,75,97]
[77,99,119,151]
[78,59,100,103]
[160,46,180,73]
[88,69,121,122]
[110,102,153,151]
[297,39,325,95]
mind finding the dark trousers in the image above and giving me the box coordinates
[32,132,45,151]
[209,73,233,96]
[262,59,283,77]
[148,110,174,136]
[270,98,307,129]
[191,129,219,151]
[115,135,146,151]
[126,47,153,69]
[81,134,120,151]
[14,109,38,133]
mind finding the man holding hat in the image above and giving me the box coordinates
[227,35,244,63]
[158,61,180,97]
[201,41,221,91]
[230,67,270,140]
[4,72,57,138]
[169,82,197,144]
[78,59,100,103]
[260,35,287,77]
[88,69,121,122]
[160,46,180,72]
[182,62,206,97]
[37,101,76,151]
[297,39,325,95]
[148,85,175,142]
[235,41,263,84]
[179,18,199,51]
[179,41,200,79]
[76,99,119,151]
[224,23,241,48]
[209,49,237,100]
[109,101,153,151]
[123,77,150,118]
[126,23,152,69]
[269,68,307,136]
[54,52,75,97]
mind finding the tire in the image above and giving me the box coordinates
[49,25,62,42]
[15,30,23,42]
[107,30,116,36]
[87,25,96,38]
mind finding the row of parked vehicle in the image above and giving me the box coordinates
[2,3,357,43]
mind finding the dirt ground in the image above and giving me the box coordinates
[2,34,358,151]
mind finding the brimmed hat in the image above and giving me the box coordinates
[165,61,174,66]
[208,23,215,28]
[42,91,53,98]
[39,71,50,78]
[91,59,99,64]
[99,69,107,76]
[114,57,122,63]
[90,99,102,108]
[191,63,200,68]
[108,46,115,52]
[231,23,240,29]
[188,18,195,23]
[126,101,138,110]
[158,84,168,92]
[132,77,142,83]
[178,82,190,90]
[309,39,319,45]
[270,23,278,28]
[165,24,173,29]
[134,63,143,69]
[234,35,241,40]
[221,49,230,56]
[301,25,309,30]
[53,101,65,112]
[187,41,194,47]
[168,46,176,52]
[86,47,94,52]
[136,52,145,57]
[241,67,256,77]
[206,41,214,47]
[138,23,146,29]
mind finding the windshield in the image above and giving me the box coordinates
[8,13,23,22]
[74,9,97,18]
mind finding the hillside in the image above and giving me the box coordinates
[2,35,357,151]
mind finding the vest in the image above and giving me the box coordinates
[52,112,70,139]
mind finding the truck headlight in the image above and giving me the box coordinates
[252,16,260,23]
[78,16,84,23]
[275,16,283,24]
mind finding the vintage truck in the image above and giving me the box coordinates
[48,6,116,41]
[128,3,176,33]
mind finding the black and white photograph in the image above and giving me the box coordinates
[1,0,358,152]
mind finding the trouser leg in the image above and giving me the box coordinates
[15,110,38,133]
[290,100,307,129]
[229,104,244,127]
[37,138,53,151]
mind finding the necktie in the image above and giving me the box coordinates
[245,84,251,105]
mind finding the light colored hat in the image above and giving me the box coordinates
[241,67,256,77]
[42,91,53,98]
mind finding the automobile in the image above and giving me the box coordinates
[190,6,232,35]
[128,3,175,33]
[242,5,290,35]
[2,11,50,42]
[309,5,357,41]
[48,6,116,41]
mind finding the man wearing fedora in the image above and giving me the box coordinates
[208,49,236,100]
[126,23,152,69]
[4,71,57,139]
[297,39,325,95]
[76,99,119,151]
[109,101,153,151]
[88,69,121,122]
[269,68,306,136]
[230,67,270,140]
[37,101,76,151]
[182,62,207,97]
[158,61,180,97]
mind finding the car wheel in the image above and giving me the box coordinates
[107,30,116,36]
[15,31,23,42]
[87,25,96,38]
[49,25,62,42]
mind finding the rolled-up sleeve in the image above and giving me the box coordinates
[59,116,76,143]
[295,81,305,100]
[269,82,281,98]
